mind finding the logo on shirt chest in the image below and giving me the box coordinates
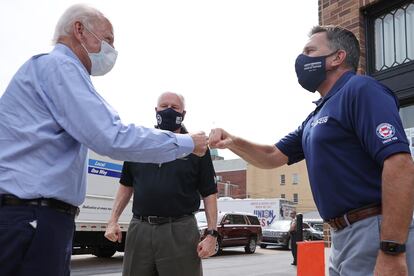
[310,116,329,127]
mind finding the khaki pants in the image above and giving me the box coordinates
[123,215,202,276]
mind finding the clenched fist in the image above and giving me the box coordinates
[190,131,208,157]
[197,235,217,258]
[104,221,122,243]
[209,128,233,149]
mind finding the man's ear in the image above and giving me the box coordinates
[182,110,186,120]
[73,21,85,41]
[331,49,347,67]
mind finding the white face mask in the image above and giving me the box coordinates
[81,27,118,76]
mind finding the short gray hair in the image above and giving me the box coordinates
[157,92,186,109]
[310,25,360,71]
[52,4,105,44]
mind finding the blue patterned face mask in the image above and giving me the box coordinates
[294,51,337,93]
[156,108,184,131]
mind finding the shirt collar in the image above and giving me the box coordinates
[52,43,89,75]
[313,70,355,107]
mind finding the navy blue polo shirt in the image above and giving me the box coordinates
[276,71,410,220]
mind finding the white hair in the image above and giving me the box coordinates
[52,4,105,44]
[157,92,186,109]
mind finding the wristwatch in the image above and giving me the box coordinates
[380,240,406,255]
[205,229,219,238]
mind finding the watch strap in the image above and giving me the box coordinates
[205,229,219,237]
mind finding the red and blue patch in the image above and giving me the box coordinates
[376,123,395,140]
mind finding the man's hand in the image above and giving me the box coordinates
[197,235,217,258]
[104,221,122,243]
[374,251,408,276]
[190,131,208,157]
[209,128,233,149]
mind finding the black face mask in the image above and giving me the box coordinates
[156,108,184,131]
[294,51,337,93]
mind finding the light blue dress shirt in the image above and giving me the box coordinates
[0,44,194,206]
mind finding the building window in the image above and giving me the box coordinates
[280,174,285,185]
[293,193,298,203]
[281,194,285,199]
[373,3,414,72]
[292,173,299,185]
[365,0,414,117]
[401,105,414,158]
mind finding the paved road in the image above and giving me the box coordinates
[71,247,300,276]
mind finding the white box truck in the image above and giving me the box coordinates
[200,197,296,228]
[72,151,132,258]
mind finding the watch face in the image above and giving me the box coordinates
[387,244,398,253]
[380,241,406,255]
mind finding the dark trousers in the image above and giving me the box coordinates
[290,232,297,263]
[0,205,75,276]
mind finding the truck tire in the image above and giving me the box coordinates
[93,247,117,258]
[244,237,257,254]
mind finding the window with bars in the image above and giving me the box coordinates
[292,173,299,185]
[280,174,285,185]
[293,193,299,203]
[281,193,285,199]
[373,2,414,72]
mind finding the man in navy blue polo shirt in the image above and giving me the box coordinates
[209,25,414,276]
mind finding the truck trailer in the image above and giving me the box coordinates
[72,151,132,257]
[200,197,296,228]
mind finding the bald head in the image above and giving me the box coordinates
[156,92,186,112]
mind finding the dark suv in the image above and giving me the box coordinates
[196,211,262,255]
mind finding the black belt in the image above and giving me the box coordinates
[0,194,80,217]
[133,214,192,225]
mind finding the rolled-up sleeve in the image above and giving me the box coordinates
[37,54,194,163]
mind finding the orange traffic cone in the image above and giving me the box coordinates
[297,241,325,276]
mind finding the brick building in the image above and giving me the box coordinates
[319,0,414,121]
[213,159,247,199]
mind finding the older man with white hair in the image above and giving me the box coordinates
[0,4,208,275]
[105,92,218,276]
